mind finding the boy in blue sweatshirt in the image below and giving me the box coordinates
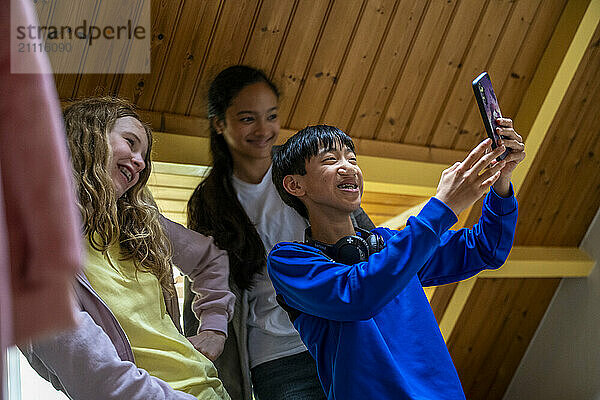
[267,123,525,399]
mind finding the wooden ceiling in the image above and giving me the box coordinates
[42,0,600,398]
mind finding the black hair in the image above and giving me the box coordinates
[272,125,356,219]
[187,65,279,290]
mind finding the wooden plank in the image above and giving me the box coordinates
[462,0,594,234]
[31,0,69,97]
[376,0,458,142]
[453,0,545,151]
[515,19,600,245]
[530,23,600,245]
[534,103,600,245]
[150,0,222,113]
[188,0,263,116]
[288,0,365,129]
[451,278,560,400]
[399,0,487,145]
[511,0,599,191]
[241,0,297,73]
[36,0,94,98]
[118,0,186,106]
[542,24,600,246]
[73,0,149,97]
[481,278,560,399]
[269,0,332,127]
[551,143,600,245]
[499,0,569,136]
[349,0,428,139]
[446,278,525,393]
[429,0,514,149]
[322,0,398,131]
[540,116,600,245]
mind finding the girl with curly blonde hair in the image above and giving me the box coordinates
[23,97,234,400]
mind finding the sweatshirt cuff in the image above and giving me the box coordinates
[415,197,459,237]
[487,183,518,216]
[197,309,229,337]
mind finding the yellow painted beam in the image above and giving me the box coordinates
[357,155,445,193]
[151,133,445,195]
[139,109,466,164]
[440,0,599,342]
[439,245,595,340]
[381,201,428,229]
[151,161,210,177]
[439,244,596,341]
[424,287,437,303]
[152,131,211,166]
[479,246,595,278]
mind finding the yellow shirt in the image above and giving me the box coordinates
[84,243,229,400]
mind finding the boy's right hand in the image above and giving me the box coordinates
[434,139,506,216]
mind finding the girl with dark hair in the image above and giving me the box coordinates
[184,66,374,400]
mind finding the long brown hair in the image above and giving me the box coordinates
[64,97,173,294]
[187,66,280,290]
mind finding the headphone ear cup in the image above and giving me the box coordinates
[369,233,385,254]
[334,236,369,265]
[366,234,379,255]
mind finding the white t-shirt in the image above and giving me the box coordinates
[232,167,309,369]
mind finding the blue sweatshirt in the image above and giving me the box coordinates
[267,188,518,400]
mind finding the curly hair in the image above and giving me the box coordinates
[63,97,173,295]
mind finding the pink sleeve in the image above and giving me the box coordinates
[160,216,235,336]
[0,0,83,343]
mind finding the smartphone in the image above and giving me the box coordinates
[472,72,510,160]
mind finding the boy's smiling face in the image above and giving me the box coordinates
[286,143,363,218]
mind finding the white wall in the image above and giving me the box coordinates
[503,207,600,400]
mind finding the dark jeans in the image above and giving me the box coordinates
[251,351,326,400]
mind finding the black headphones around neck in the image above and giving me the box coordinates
[304,226,385,265]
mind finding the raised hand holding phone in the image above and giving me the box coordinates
[435,139,506,216]
[472,72,526,196]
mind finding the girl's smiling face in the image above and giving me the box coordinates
[108,116,148,198]
[215,81,280,164]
